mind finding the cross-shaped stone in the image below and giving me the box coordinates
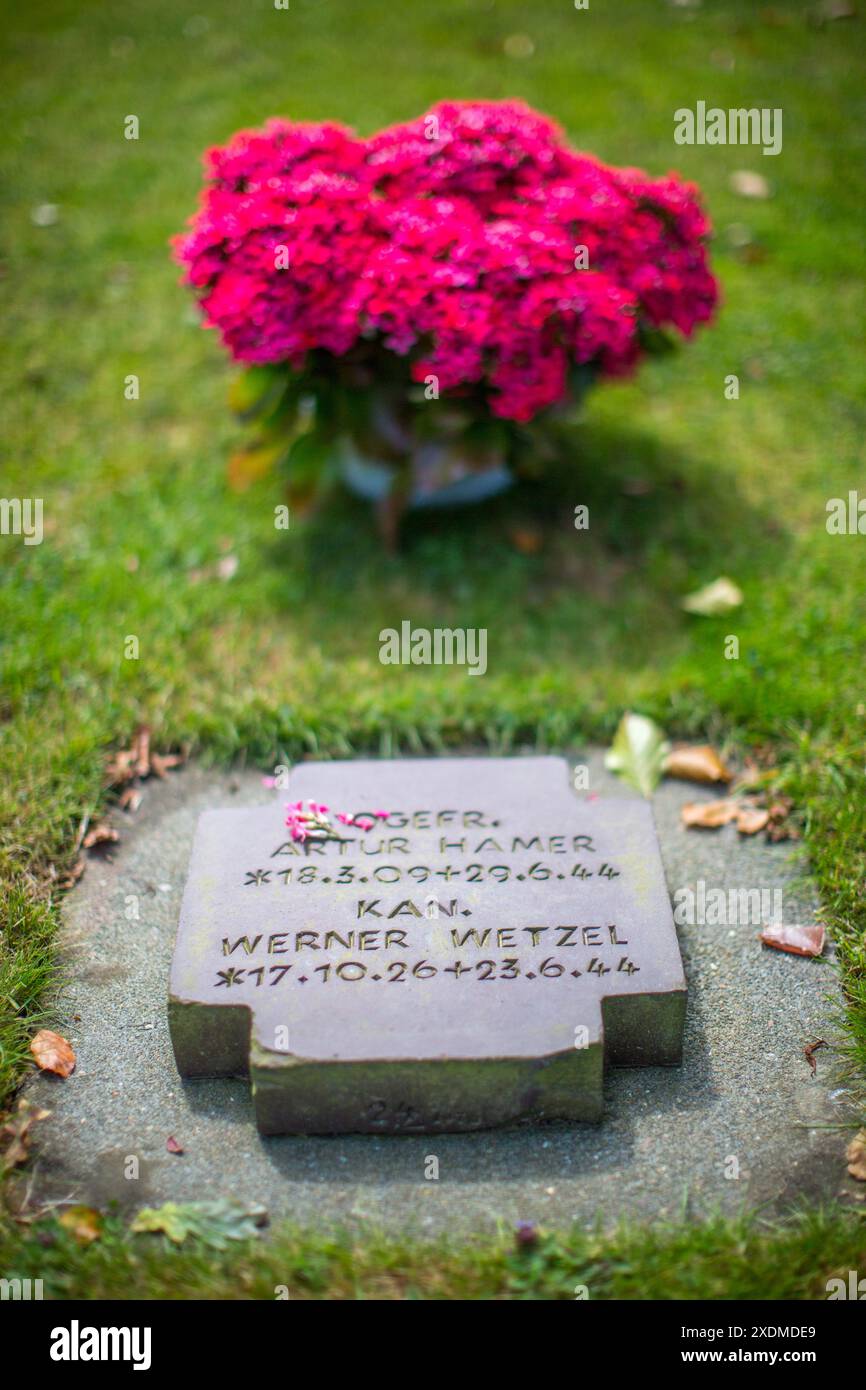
[169,757,686,1133]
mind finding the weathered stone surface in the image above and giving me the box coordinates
[169,757,686,1133]
[27,757,853,1233]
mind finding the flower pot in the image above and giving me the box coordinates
[337,435,513,512]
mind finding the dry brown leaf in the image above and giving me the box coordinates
[30,1029,76,1077]
[804,1039,827,1076]
[767,819,800,842]
[681,798,739,828]
[150,752,183,779]
[82,823,118,850]
[847,1131,866,1182]
[665,744,732,785]
[507,525,544,555]
[736,807,770,835]
[0,1098,51,1170]
[166,1135,185,1155]
[118,787,142,812]
[59,858,85,891]
[59,1205,103,1245]
[760,922,826,958]
[104,748,137,786]
[132,725,151,778]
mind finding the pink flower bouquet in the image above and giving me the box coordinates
[175,100,717,537]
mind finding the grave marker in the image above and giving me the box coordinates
[169,757,686,1132]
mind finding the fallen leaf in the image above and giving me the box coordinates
[131,1198,267,1249]
[622,476,655,498]
[503,33,535,57]
[665,744,732,784]
[166,1135,184,1156]
[150,752,183,779]
[58,1205,102,1245]
[817,0,856,21]
[730,170,770,199]
[760,922,826,958]
[31,203,59,227]
[104,748,137,785]
[105,730,184,789]
[767,800,800,839]
[681,576,743,616]
[681,798,739,828]
[0,1098,51,1170]
[118,787,142,813]
[82,823,118,850]
[605,712,670,798]
[228,440,285,493]
[803,1039,827,1075]
[736,806,770,835]
[767,819,800,843]
[58,858,86,890]
[507,525,544,555]
[847,1131,866,1182]
[30,1029,76,1077]
[132,724,151,778]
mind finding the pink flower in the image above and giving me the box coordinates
[175,102,718,422]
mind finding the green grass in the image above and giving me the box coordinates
[1,0,865,1296]
[2,1205,865,1301]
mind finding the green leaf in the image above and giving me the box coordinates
[131,1199,267,1249]
[637,323,677,356]
[681,577,744,616]
[283,427,333,480]
[604,712,670,798]
[227,366,288,421]
[281,427,335,514]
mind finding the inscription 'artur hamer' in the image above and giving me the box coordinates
[169,757,686,1134]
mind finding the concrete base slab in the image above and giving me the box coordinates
[26,753,856,1235]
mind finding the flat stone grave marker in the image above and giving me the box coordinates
[169,757,687,1133]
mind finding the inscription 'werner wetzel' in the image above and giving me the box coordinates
[168,757,686,1134]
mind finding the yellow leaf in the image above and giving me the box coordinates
[59,1205,102,1245]
[665,745,732,784]
[227,441,284,493]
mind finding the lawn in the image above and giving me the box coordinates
[1,0,865,1297]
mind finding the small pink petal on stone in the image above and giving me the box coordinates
[759,923,825,958]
